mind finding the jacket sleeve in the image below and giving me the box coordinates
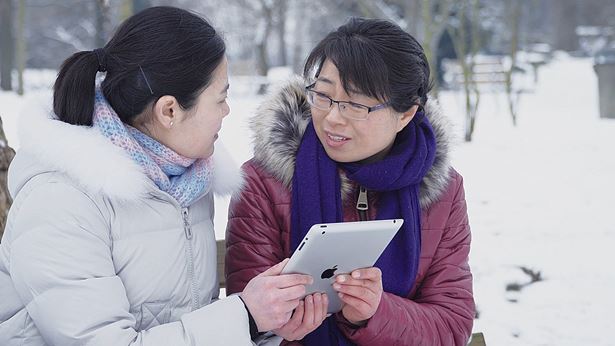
[225,161,286,295]
[336,172,475,346]
[7,180,252,345]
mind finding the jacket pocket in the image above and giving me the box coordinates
[135,300,172,331]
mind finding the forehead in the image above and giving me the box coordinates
[316,60,366,97]
[197,58,228,99]
[210,58,229,88]
[317,60,340,85]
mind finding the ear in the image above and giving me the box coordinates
[152,95,186,129]
[396,104,419,133]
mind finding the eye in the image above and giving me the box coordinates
[348,102,367,111]
[218,96,228,104]
[313,91,330,101]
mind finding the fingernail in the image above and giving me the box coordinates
[333,283,341,290]
[337,275,346,282]
[338,292,344,298]
[352,271,360,278]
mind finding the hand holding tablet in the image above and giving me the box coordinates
[281,219,404,313]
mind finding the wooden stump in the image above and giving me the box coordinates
[0,139,15,240]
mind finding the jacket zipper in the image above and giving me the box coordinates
[182,207,200,310]
[356,186,369,221]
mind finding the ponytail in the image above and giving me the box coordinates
[53,51,100,126]
[53,7,226,127]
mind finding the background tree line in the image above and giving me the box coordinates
[1,0,614,236]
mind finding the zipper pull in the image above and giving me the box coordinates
[356,186,368,211]
[182,208,192,239]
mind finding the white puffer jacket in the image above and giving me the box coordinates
[0,103,251,345]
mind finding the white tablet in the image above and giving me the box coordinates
[281,219,404,313]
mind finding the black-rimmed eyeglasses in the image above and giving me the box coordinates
[305,83,391,121]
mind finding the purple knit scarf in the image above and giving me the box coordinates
[290,112,436,345]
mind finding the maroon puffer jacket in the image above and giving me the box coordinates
[225,78,475,345]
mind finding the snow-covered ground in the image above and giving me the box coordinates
[1,54,613,345]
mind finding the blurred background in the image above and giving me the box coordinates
[1,0,614,344]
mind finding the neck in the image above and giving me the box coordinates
[354,139,395,165]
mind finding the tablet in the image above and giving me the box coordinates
[281,219,404,313]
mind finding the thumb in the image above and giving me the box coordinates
[258,258,290,277]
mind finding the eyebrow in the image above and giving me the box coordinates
[316,77,334,85]
[316,77,363,97]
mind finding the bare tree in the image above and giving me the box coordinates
[277,0,287,66]
[96,0,111,48]
[448,0,481,141]
[15,0,26,95]
[0,0,14,91]
[132,0,150,13]
[356,0,403,24]
[551,0,578,52]
[404,0,421,38]
[421,0,454,95]
[504,0,522,126]
[291,0,307,74]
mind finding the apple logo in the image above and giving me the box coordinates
[321,265,338,279]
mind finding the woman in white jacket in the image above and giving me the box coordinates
[0,6,315,345]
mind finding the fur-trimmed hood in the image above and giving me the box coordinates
[8,99,243,201]
[250,77,455,209]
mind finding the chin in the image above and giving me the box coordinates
[323,147,355,163]
[203,147,214,159]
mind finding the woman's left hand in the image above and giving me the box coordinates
[332,267,383,325]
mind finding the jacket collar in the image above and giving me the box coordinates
[10,98,242,201]
[249,77,455,209]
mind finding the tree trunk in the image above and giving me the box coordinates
[0,0,14,91]
[132,0,150,13]
[448,0,480,142]
[15,0,26,95]
[506,0,522,126]
[422,0,453,96]
[277,0,287,66]
[405,0,421,38]
[292,0,306,74]
[255,0,274,94]
[0,117,16,240]
[551,0,578,51]
[95,0,111,48]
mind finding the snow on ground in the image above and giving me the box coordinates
[440,55,615,345]
[1,54,613,345]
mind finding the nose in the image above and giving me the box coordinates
[324,102,346,126]
[222,103,230,118]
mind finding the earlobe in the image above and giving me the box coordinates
[153,95,179,129]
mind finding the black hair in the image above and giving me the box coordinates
[53,6,226,126]
[304,17,431,113]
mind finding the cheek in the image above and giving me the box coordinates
[356,121,396,146]
[311,109,326,124]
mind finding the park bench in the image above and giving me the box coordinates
[216,239,486,346]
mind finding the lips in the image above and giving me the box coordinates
[325,131,349,142]
[324,131,350,148]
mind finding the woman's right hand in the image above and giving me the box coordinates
[240,259,313,332]
[273,292,329,341]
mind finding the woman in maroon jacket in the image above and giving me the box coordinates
[226,18,475,345]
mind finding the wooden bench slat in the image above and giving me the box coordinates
[217,239,226,288]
